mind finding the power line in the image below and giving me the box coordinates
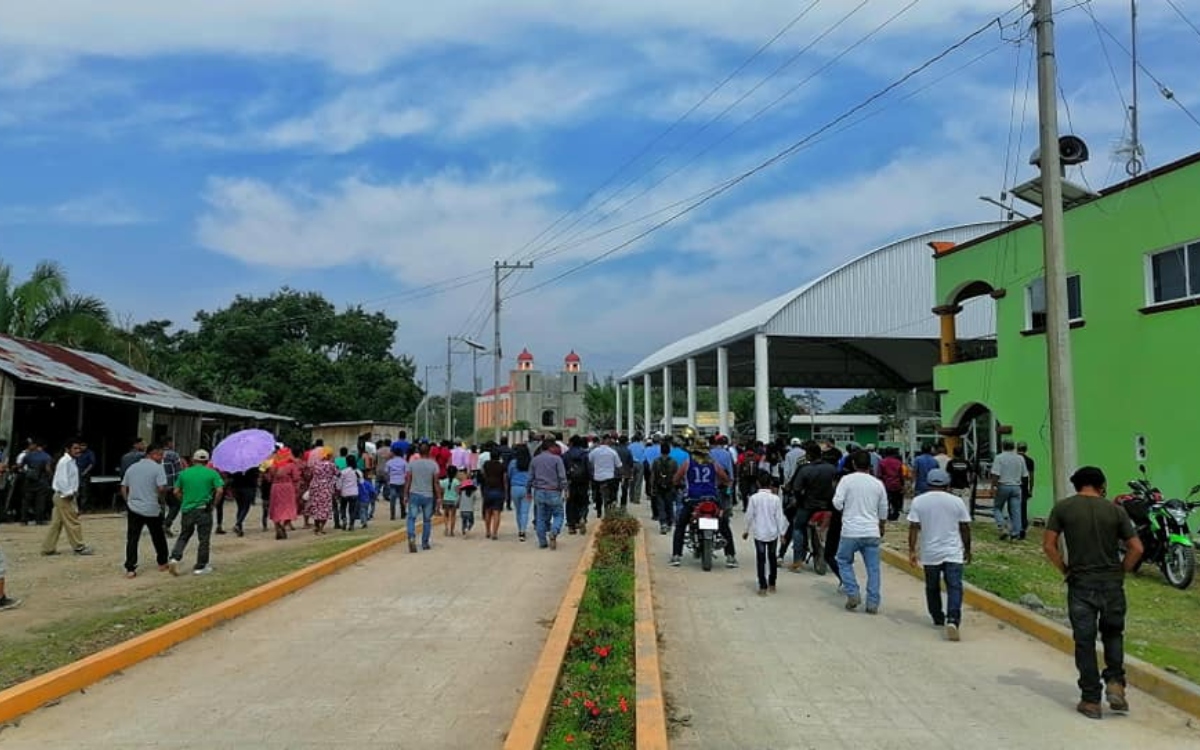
[509,11,1016,300]
[1165,0,1200,44]
[503,0,827,266]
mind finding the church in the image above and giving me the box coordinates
[474,349,591,437]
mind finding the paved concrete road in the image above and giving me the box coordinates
[647,523,1200,750]
[0,529,582,749]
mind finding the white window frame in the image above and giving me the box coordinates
[1024,273,1083,330]
[1144,240,1200,307]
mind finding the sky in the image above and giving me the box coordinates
[3,0,1200,408]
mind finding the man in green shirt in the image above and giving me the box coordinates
[1043,466,1143,720]
[169,449,224,576]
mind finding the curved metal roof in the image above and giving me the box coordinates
[623,222,1008,382]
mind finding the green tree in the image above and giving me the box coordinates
[0,260,114,348]
[135,289,422,424]
[838,389,900,431]
[584,382,617,431]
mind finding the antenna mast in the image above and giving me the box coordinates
[1127,0,1144,176]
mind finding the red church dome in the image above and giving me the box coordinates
[516,348,534,362]
[564,350,581,363]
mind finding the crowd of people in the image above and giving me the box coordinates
[0,427,1142,720]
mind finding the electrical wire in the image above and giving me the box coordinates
[1165,0,1200,44]
[509,11,1016,300]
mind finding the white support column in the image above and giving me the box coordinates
[643,373,653,436]
[754,333,771,442]
[662,366,673,437]
[716,347,730,438]
[615,381,623,435]
[627,378,636,436]
[685,357,698,429]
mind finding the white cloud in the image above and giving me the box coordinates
[0,192,151,226]
[195,169,568,283]
[258,85,434,153]
[452,65,619,136]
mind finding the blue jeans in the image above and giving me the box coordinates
[407,493,434,547]
[512,482,530,533]
[993,485,1023,537]
[923,562,964,625]
[790,507,812,565]
[836,536,882,608]
[533,490,564,546]
[387,483,405,520]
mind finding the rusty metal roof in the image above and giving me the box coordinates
[0,334,291,422]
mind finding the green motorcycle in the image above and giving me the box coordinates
[1115,469,1200,590]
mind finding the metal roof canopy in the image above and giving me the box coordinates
[0,334,291,422]
[623,222,1008,389]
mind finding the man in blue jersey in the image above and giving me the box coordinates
[670,440,737,569]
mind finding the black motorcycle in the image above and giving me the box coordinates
[1115,467,1200,590]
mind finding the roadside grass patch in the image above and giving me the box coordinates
[542,513,638,750]
[884,523,1200,682]
[0,533,377,691]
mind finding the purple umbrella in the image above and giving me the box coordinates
[211,429,277,473]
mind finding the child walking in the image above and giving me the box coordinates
[743,471,788,596]
[440,466,462,536]
[458,480,477,537]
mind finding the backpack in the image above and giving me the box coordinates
[652,456,676,494]
[567,453,588,483]
[738,458,758,484]
[357,476,375,505]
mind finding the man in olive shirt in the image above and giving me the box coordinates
[1043,466,1143,720]
[169,449,224,576]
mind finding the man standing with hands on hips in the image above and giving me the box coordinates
[1043,466,1142,720]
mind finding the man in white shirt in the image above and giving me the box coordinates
[743,472,788,595]
[833,450,888,613]
[588,435,623,519]
[907,469,972,641]
[990,440,1029,541]
[42,437,94,556]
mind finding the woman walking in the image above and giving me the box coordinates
[480,450,507,540]
[228,467,259,537]
[338,455,364,531]
[266,447,300,540]
[306,448,338,535]
[508,445,532,542]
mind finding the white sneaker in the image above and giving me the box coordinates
[725,556,739,569]
[945,623,960,642]
[193,565,214,576]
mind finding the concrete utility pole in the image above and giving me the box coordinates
[493,260,534,443]
[1034,0,1078,500]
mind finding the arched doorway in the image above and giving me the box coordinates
[951,401,998,468]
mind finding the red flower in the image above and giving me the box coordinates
[619,696,629,713]
[591,707,601,717]
[572,691,583,698]
[593,645,612,659]
[584,699,595,709]
[565,735,575,743]
[563,698,572,707]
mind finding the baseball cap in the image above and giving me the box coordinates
[790,437,801,446]
[192,449,210,462]
[926,469,950,487]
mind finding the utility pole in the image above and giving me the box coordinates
[1034,0,1078,500]
[493,260,534,443]
[445,337,453,441]
[1126,0,1143,177]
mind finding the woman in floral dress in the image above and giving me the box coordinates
[306,448,339,535]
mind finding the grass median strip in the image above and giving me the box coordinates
[541,515,638,750]
[0,532,381,692]
[884,523,1200,683]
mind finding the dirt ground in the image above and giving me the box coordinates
[0,508,404,634]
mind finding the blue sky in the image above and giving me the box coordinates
[2,0,1200,403]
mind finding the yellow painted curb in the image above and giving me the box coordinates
[635,526,669,750]
[504,537,595,750]
[879,545,1200,719]
[0,525,416,726]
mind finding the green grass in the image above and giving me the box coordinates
[0,533,378,691]
[885,523,1200,683]
[541,515,639,750]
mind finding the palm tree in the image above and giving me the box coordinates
[0,260,114,347]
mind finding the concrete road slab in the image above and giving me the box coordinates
[646,521,1200,750]
[0,528,582,750]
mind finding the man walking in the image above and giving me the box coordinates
[990,441,1028,541]
[946,446,973,508]
[160,437,184,536]
[788,444,837,572]
[1018,442,1036,539]
[119,437,146,479]
[907,469,972,641]
[121,443,170,578]
[75,440,96,514]
[168,449,223,576]
[628,435,645,505]
[588,434,622,519]
[615,435,634,510]
[913,444,938,497]
[42,438,94,556]
[528,437,567,549]
[1043,466,1142,720]
[564,436,591,535]
[19,438,53,526]
[833,451,888,613]
[404,443,441,553]
[649,441,678,535]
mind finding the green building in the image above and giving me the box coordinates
[788,414,883,447]
[932,152,1200,520]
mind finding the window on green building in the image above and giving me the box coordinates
[1026,274,1082,331]
[1148,242,1200,304]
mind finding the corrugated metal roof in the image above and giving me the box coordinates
[0,334,291,422]
[623,222,1008,379]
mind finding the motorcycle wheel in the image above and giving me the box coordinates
[1163,543,1196,589]
[701,534,713,572]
